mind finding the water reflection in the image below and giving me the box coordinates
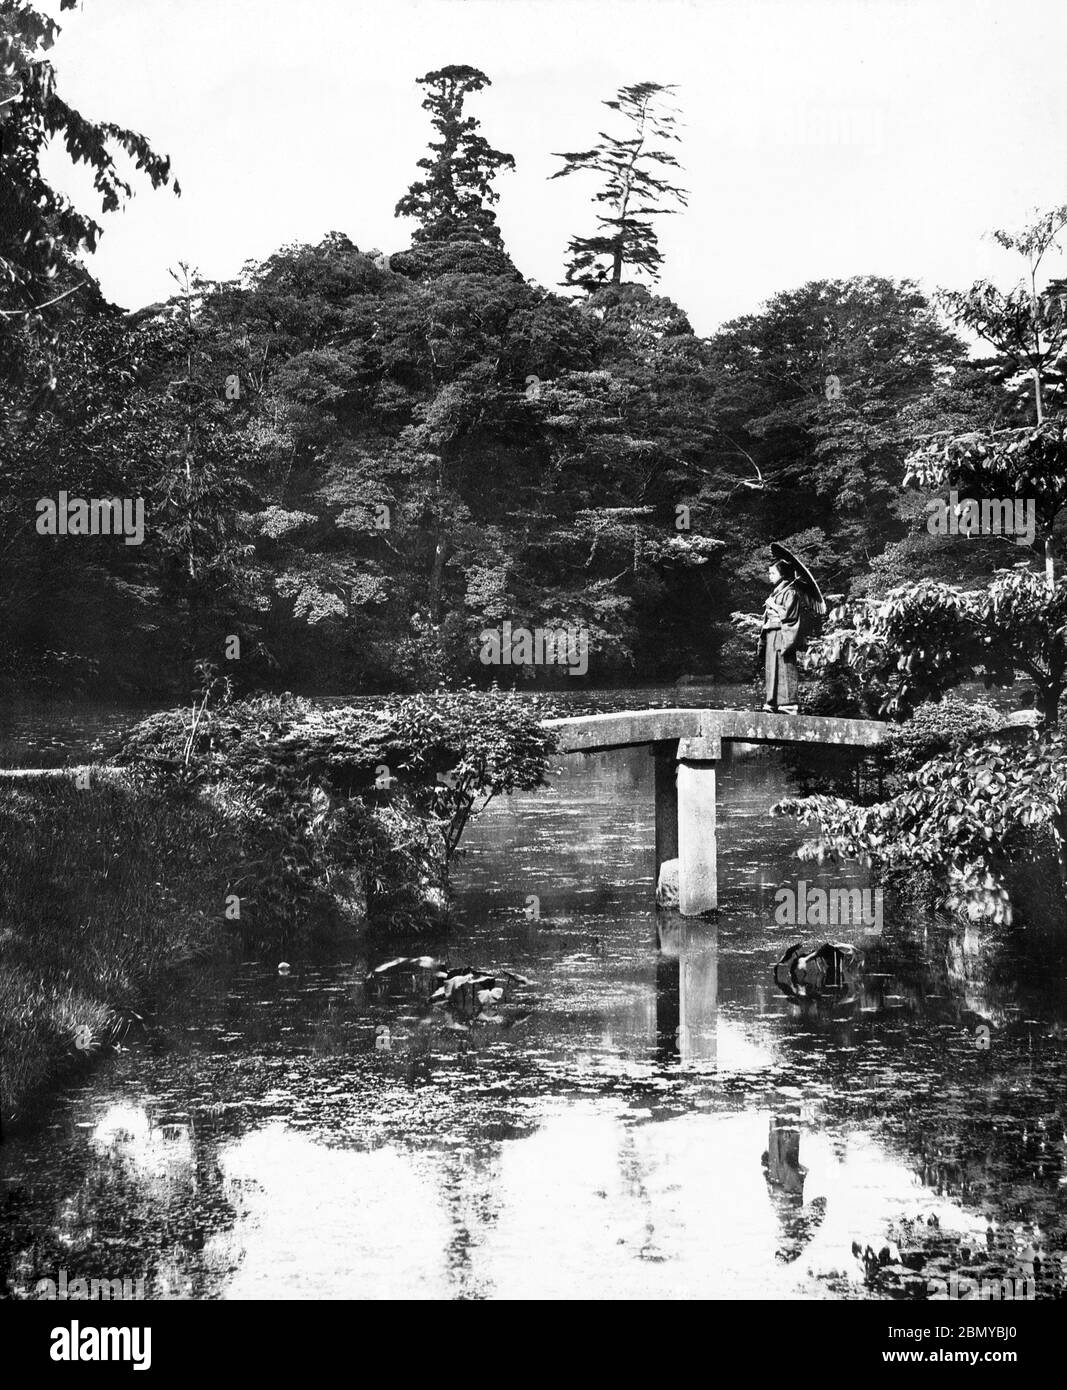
[3,739,1067,1299]
[656,919,718,1065]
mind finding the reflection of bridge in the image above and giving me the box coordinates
[542,708,886,917]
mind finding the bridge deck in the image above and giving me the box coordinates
[0,710,1036,781]
[542,707,886,754]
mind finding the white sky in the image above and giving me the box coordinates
[37,0,1067,335]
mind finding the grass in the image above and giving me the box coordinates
[0,775,242,1126]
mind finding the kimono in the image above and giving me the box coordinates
[760,579,800,711]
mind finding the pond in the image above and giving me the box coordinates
[2,694,1067,1300]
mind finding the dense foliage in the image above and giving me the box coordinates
[776,208,1067,928]
[117,686,557,929]
[778,730,1067,926]
[0,0,176,388]
[809,569,1067,722]
[1,17,997,697]
[4,248,986,696]
[395,65,515,248]
[881,696,1003,774]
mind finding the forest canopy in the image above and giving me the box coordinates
[2,27,1063,706]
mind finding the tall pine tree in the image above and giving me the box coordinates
[551,81,687,290]
[395,65,515,248]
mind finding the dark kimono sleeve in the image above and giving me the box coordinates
[775,584,801,651]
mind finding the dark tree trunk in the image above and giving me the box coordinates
[428,535,447,625]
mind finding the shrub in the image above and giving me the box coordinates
[116,685,558,931]
[883,696,1003,774]
[777,728,1067,926]
[799,666,869,718]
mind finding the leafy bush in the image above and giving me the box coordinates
[116,686,557,931]
[809,570,1067,722]
[777,730,1067,926]
[883,696,1003,773]
[799,666,869,718]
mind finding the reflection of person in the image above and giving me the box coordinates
[759,561,800,714]
[764,1117,806,1197]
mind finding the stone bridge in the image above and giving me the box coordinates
[2,705,1038,918]
[541,708,887,917]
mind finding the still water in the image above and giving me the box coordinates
[3,712,1067,1300]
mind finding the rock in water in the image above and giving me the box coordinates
[656,858,680,909]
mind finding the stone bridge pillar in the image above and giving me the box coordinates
[543,706,885,919]
[652,740,679,872]
[652,735,720,917]
[676,734,720,916]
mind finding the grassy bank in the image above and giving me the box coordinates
[0,777,244,1126]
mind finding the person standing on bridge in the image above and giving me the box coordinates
[759,559,801,714]
[757,543,826,715]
